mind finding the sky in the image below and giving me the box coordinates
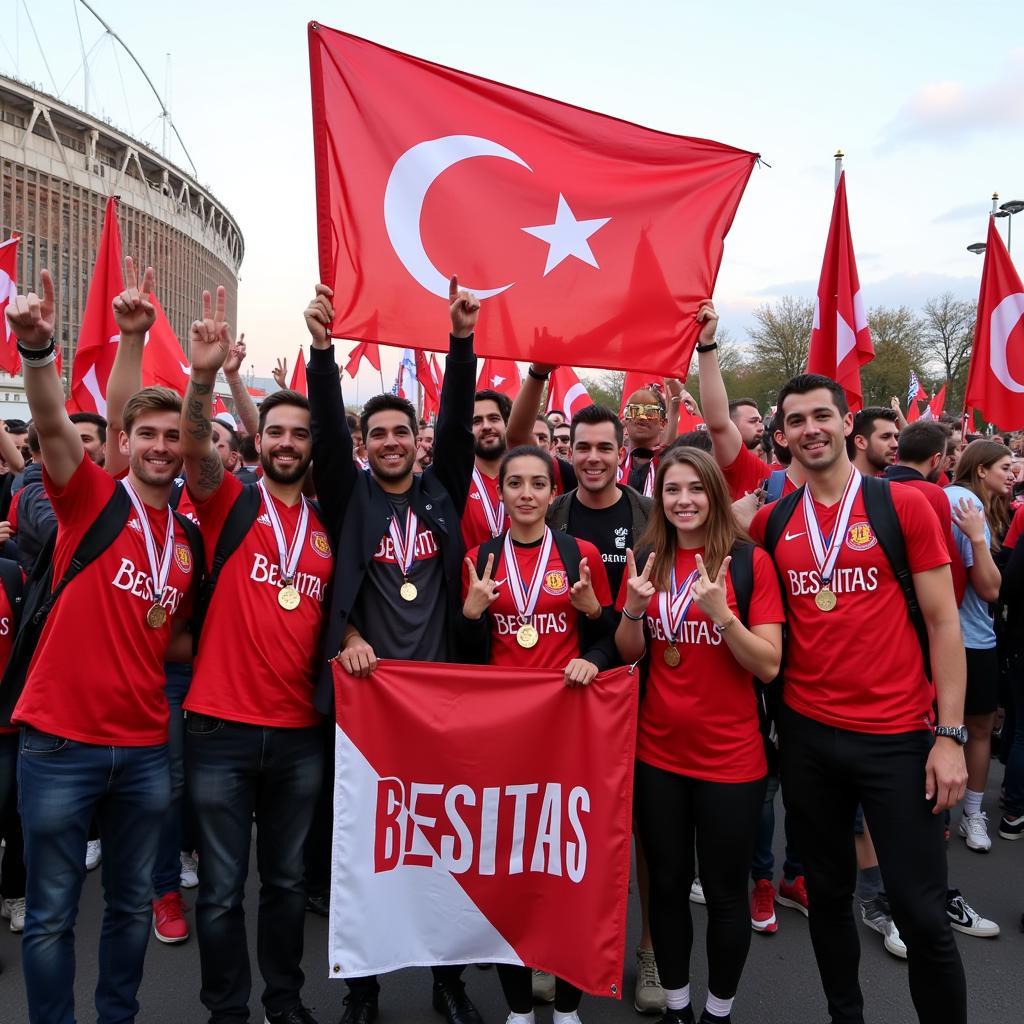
[2,0,1022,394]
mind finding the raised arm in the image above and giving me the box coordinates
[663,377,684,444]
[695,301,743,469]
[889,396,909,431]
[0,422,25,475]
[105,257,156,478]
[181,287,231,503]
[507,362,552,448]
[5,270,82,487]
[222,331,259,436]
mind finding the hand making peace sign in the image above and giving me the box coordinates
[623,548,656,620]
[189,285,231,375]
[692,553,732,624]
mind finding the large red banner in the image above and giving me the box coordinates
[330,660,637,997]
[308,24,757,378]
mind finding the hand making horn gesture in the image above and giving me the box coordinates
[623,549,656,620]
[569,556,602,618]
[463,553,500,620]
[449,275,480,338]
[189,285,230,376]
[692,552,733,625]
[112,257,156,337]
[223,332,246,377]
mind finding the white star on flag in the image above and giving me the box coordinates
[522,195,611,276]
[490,375,506,387]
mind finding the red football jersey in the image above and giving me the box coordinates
[1005,504,1024,550]
[0,581,19,735]
[462,468,505,551]
[464,537,610,670]
[721,444,779,503]
[186,474,332,727]
[750,484,950,734]
[617,546,783,782]
[13,458,197,745]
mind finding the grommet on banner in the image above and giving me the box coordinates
[610,983,618,996]
[332,964,341,974]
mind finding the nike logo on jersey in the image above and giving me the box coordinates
[784,530,805,541]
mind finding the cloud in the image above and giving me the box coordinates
[882,51,1024,146]
[933,202,992,224]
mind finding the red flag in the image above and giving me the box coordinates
[415,349,438,404]
[806,172,874,411]
[309,24,757,377]
[477,356,520,398]
[330,660,636,996]
[422,353,444,420]
[70,198,123,413]
[212,395,230,418]
[928,384,947,419]
[965,216,1024,430]
[546,366,592,420]
[345,340,382,379]
[0,235,20,375]
[141,294,191,396]
[289,349,308,395]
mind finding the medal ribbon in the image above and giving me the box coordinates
[618,452,656,497]
[658,566,700,644]
[503,526,553,623]
[121,479,175,602]
[472,467,505,538]
[387,504,419,578]
[802,467,862,587]
[258,479,310,585]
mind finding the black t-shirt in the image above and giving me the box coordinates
[351,490,448,662]
[565,491,634,596]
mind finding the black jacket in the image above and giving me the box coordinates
[547,483,652,545]
[308,336,477,714]
[11,462,56,573]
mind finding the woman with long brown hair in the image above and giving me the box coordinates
[615,446,783,1024]
[947,439,1013,852]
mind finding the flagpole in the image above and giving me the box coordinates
[378,368,385,395]
[834,149,844,191]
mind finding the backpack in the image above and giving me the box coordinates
[0,484,203,725]
[762,475,930,678]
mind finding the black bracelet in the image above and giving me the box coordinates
[527,367,550,382]
[621,607,645,621]
[696,342,718,353]
[17,338,57,361]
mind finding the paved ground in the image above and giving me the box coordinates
[0,769,1020,1023]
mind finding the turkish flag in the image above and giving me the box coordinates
[422,352,444,421]
[309,24,757,377]
[546,366,592,420]
[477,356,520,398]
[928,384,947,419]
[965,216,1024,430]
[330,660,637,996]
[142,294,191,396]
[345,340,382,379]
[0,235,20,375]
[289,348,308,395]
[806,172,874,411]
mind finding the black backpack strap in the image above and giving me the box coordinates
[861,475,931,679]
[475,535,505,579]
[728,542,755,626]
[762,486,804,560]
[0,557,24,631]
[169,479,184,510]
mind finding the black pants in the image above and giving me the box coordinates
[779,706,966,1024]
[634,759,765,998]
[496,964,581,1014]
[347,965,464,999]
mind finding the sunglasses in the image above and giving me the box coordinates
[623,403,664,421]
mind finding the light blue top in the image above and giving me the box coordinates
[945,484,996,649]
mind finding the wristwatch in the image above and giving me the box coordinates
[934,724,968,745]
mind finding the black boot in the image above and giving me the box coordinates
[338,992,378,1024]
[431,979,483,1024]
[657,1009,695,1024]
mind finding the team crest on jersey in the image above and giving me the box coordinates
[542,569,568,596]
[310,530,332,558]
[174,543,193,573]
[846,522,877,551]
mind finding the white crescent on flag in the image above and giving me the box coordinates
[989,292,1024,393]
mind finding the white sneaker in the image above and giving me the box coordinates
[689,878,706,905]
[1,896,25,932]
[85,839,102,871]
[634,946,666,1013]
[883,921,907,959]
[179,851,199,889]
[505,1014,535,1024]
[958,811,992,852]
[946,889,1000,937]
[531,969,555,1003]
[553,1014,582,1024]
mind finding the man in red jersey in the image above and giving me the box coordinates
[749,372,968,1024]
[180,286,333,1024]
[7,268,197,1024]
[461,387,512,549]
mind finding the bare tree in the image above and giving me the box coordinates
[919,292,976,385]
[746,296,814,380]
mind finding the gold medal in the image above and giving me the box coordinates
[814,586,837,612]
[663,644,681,668]
[278,585,301,611]
[400,580,418,602]
[516,623,539,649]
[146,603,168,629]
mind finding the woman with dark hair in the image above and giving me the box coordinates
[458,444,614,1024]
[615,446,783,1024]
[946,439,1013,852]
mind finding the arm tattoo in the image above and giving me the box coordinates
[185,382,213,442]
[197,452,223,493]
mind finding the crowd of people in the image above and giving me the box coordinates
[0,261,1021,1024]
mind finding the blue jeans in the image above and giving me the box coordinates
[187,716,323,1021]
[18,730,170,1024]
[0,730,26,898]
[1003,652,1024,815]
[153,664,192,896]
[750,773,802,882]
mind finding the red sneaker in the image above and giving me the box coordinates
[153,891,189,944]
[777,875,810,917]
[750,879,778,933]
